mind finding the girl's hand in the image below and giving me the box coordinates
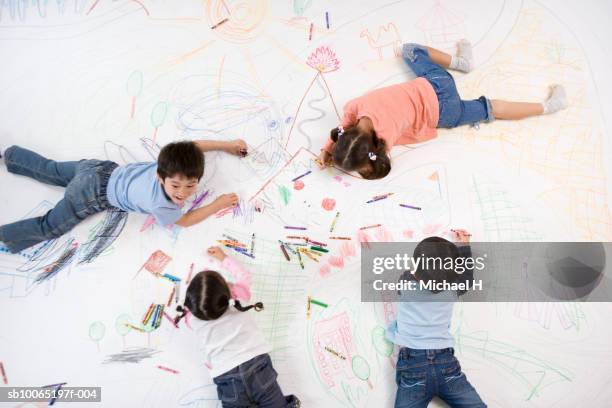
[317,150,332,169]
[225,139,248,157]
[451,229,471,245]
[213,193,239,210]
[207,246,226,261]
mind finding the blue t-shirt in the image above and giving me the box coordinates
[106,162,183,226]
[386,246,474,350]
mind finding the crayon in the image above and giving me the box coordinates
[309,298,328,308]
[299,248,319,263]
[359,224,381,230]
[310,246,329,253]
[142,303,155,325]
[250,233,255,256]
[307,296,311,319]
[125,323,145,333]
[188,190,209,212]
[297,250,304,269]
[157,365,180,374]
[399,204,421,210]
[450,229,472,236]
[280,241,298,255]
[306,238,327,247]
[162,311,179,328]
[292,170,311,182]
[211,17,229,30]
[0,362,7,384]
[280,243,290,261]
[325,12,330,29]
[324,346,346,360]
[309,22,313,40]
[174,282,180,303]
[329,236,351,240]
[330,211,340,233]
[167,287,175,306]
[284,226,307,230]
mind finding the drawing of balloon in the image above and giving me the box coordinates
[352,355,373,389]
[150,101,168,145]
[372,326,393,357]
[89,321,106,351]
[293,0,312,16]
[126,70,143,119]
[115,314,132,348]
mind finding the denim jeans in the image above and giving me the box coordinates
[401,43,494,128]
[0,146,118,253]
[395,348,486,408]
[213,354,299,408]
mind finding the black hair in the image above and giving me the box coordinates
[412,237,460,293]
[330,126,391,179]
[157,141,204,181]
[174,270,263,325]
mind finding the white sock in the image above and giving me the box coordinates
[542,85,568,114]
[449,39,473,73]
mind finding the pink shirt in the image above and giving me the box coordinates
[323,77,439,153]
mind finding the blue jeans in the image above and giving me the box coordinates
[0,146,118,253]
[401,43,494,128]
[213,354,299,408]
[395,348,486,408]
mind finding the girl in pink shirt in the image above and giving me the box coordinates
[318,40,568,179]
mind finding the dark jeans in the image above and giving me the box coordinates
[401,43,494,128]
[395,348,486,408]
[0,146,117,253]
[213,354,299,408]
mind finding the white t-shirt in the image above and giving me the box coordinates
[187,257,270,378]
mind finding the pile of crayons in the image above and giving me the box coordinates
[142,303,164,330]
[217,234,255,259]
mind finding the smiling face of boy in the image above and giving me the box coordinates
[158,174,199,206]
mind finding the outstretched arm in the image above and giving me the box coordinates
[175,193,238,227]
[194,139,248,156]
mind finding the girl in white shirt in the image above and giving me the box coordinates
[174,246,300,408]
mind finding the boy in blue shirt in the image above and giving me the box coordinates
[387,230,486,408]
[0,139,245,253]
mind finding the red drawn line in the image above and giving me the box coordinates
[284,73,319,149]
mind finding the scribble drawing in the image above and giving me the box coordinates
[360,23,402,60]
[79,209,128,264]
[34,240,78,283]
[313,312,356,388]
[455,331,574,400]
[471,174,541,241]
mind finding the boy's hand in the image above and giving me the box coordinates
[213,193,239,210]
[207,246,226,261]
[317,150,332,169]
[225,139,248,157]
[451,229,471,245]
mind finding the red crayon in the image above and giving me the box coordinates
[308,22,314,40]
[157,365,179,374]
[0,362,7,384]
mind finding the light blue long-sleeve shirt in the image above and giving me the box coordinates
[386,246,473,349]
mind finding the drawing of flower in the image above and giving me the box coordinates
[307,46,340,73]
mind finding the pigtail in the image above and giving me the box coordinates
[363,135,391,180]
[233,299,264,312]
[174,305,188,325]
[330,127,340,142]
